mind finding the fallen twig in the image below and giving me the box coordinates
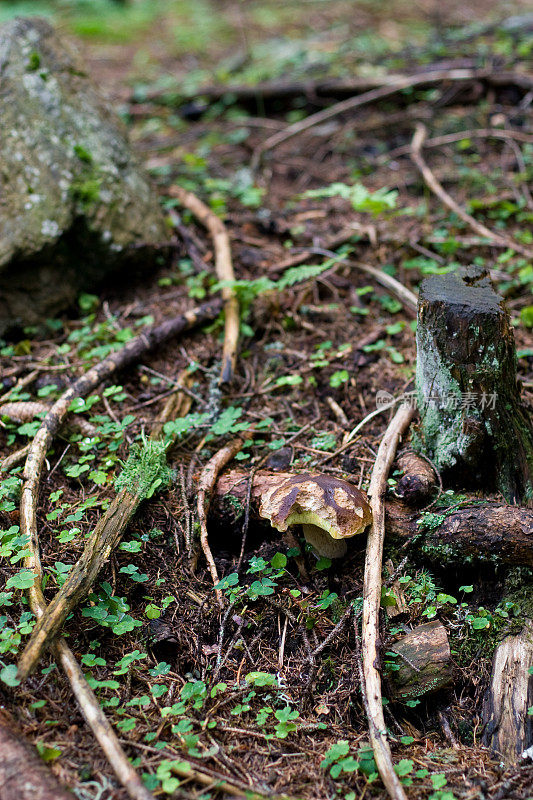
[197,436,248,606]
[16,299,220,800]
[139,64,533,106]
[17,488,141,681]
[126,739,299,800]
[169,185,239,382]
[0,443,30,474]
[250,66,526,169]
[362,401,414,800]
[0,708,73,800]
[211,470,533,566]
[385,126,533,160]
[410,123,533,259]
[0,401,97,437]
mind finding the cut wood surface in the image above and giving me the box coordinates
[482,619,533,765]
[394,450,438,507]
[0,709,73,800]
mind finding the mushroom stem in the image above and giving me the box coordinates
[301,524,348,558]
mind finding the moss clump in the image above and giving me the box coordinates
[115,437,173,500]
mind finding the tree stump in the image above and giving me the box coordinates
[482,619,533,765]
[387,620,452,700]
[416,267,533,503]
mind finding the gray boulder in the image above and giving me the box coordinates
[0,17,170,333]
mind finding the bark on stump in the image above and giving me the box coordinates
[415,267,533,503]
[482,619,533,765]
[387,620,452,700]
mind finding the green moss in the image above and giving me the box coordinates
[71,177,101,206]
[115,437,173,500]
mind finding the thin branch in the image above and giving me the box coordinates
[17,489,141,681]
[169,185,239,383]
[410,123,533,259]
[385,126,533,160]
[16,300,220,800]
[1,444,30,474]
[197,437,248,606]
[251,67,507,169]
[362,402,415,800]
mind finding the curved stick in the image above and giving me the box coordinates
[410,124,533,260]
[17,488,140,681]
[197,436,248,606]
[362,402,415,800]
[170,185,239,383]
[251,67,489,170]
[17,299,220,800]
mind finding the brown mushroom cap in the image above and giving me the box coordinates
[258,472,372,557]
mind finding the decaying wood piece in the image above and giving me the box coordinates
[388,621,452,700]
[394,450,438,507]
[0,709,73,800]
[482,619,533,765]
[211,471,533,566]
[169,185,239,382]
[384,559,408,619]
[416,267,533,504]
[362,402,414,800]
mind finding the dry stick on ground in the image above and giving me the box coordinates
[410,124,533,260]
[385,127,533,160]
[169,185,239,383]
[127,741,299,800]
[362,402,415,800]
[19,369,198,679]
[16,299,221,800]
[197,436,248,606]
[141,64,533,105]
[0,401,97,437]
[250,66,518,170]
[0,443,30,474]
[18,488,141,681]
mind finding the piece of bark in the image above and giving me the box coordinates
[384,559,408,619]
[482,619,533,765]
[388,620,452,700]
[0,709,72,800]
[416,266,533,503]
[211,470,533,566]
[394,450,438,507]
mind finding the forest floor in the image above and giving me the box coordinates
[1,1,533,799]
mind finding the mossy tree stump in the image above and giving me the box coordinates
[416,267,533,504]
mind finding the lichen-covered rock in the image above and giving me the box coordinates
[0,17,170,333]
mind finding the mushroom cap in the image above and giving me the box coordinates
[258,472,372,540]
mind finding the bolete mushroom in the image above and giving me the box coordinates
[258,472,372,558]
